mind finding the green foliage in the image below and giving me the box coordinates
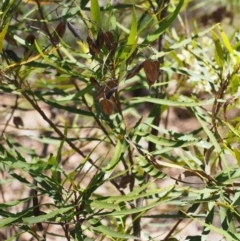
[0,0,240,240]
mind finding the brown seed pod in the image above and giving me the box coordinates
[13,116,24,128]
[67,22,82,41]
[26,34,36,45]
[90,77,102,90]
[143,60,160,87]
[119,174,134,189]
[24,34,36,56]
[103,31,115,52]
[86,36,100,57]
[52,21,66,44]
[99,98,113,115]
[4,33,18,46]
[96,79,118,100]
[125,62,144,80]
[105,86,118,100]
[96,29,104,49]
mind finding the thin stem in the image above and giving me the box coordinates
[133,0,170,238]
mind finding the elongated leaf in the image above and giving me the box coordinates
[130,97,214,107]
[212,30,224,68]
[195,112,232,185]
[90,0,102,27]
[105,192,180,216]
[0,216,22,228]
[89,218,139,239]
[22,207,72,225]
[218,24,234,54]
[119,7,138,61]
[155,25,217,59]
[0,21,10,53]
[189,215,240,240]
[34,40,69,74]
[0,198,30,209]
[104,139,123,176]
[143,0,184,44]
[136,131,199,147]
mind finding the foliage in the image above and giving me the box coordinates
[0,0,240,240]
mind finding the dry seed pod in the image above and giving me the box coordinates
[4,33,18,46]
[90,77,102,90]
[5,49,20,62]
[52,21,66,44]
[13,116,24,128]
[67,22,83,41]
[96,29,104,49]
[119,174,134,189]
[99,98,113,115]
[24,34,36,56]
[125,62,144,80]
[143,60,160,87]
[86,36,100,57]
[103,31,115,52]
[105,86,118,100]
[96,79,118,100]
[26,34,36,45]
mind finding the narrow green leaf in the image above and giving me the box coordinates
[130,97,214,107]
[211,30,224,68]
[0,21,9,53]
[202,202,215,237]
[90,0,102,27]
[104,139,123,175]
[0,198,30,209]
[34,40,68,74]
[119,7,138,61]
[192,215,240,240]
[22,207,72,225]
[89,218,139,239]
[0,216,22,228]
[143,0,184,44]
[155,25,217,59]
[218,25,234,54]
[136,131,198,147]
[106,194,180,216]
[195,113,232,185]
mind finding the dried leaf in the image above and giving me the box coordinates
[143,60,160,87]
[13,116,24,128]
[125,62,144,80]
[99,98,113,115]
[67,22,82,41]
[96,79,118,100]
[178,170,215,184]
[86,36,100,57]
[52,21,66,44]
[4,33,18,46]
[96,29,104,49]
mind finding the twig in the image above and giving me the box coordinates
[133,0,170,238]
[1,95,19,136]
